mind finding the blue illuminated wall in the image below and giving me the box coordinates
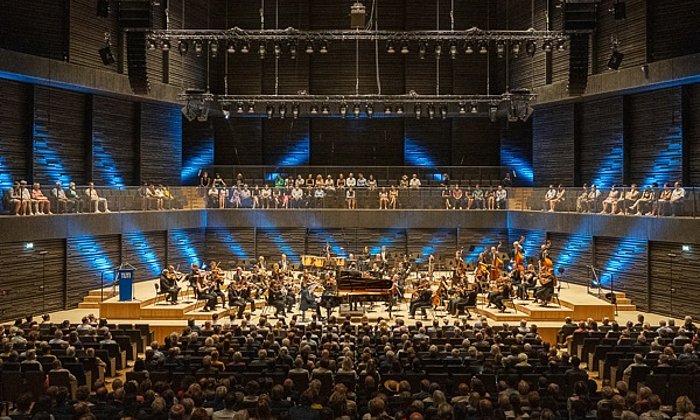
[122,231,166,279]
[546,232,593,285]
[140,102,183,186]
[404,120,451,167]
[594,236,649,309]
[91,96,138,187]
[167,228,205,269]
[65,235,121,306]
[500,121,534,186]
[0,79,31,188]
[181,120,214,185]
[579,97,625,188]
[263,119,310,167]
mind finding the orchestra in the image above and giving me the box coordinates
[156,237,561,321]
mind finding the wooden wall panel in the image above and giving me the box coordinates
[499,120,533,186]
[255,228,306,264]
[306,229,356,257]
[404,120,452,166]
[167,228,205,269]
[406,229,457,262]
[0,80,32,187]
[167,0,208,90]
[92,95,138,186]
[122,231,166,280]
[205,228,256,264]
[458,228,509,264]
[594,237,648,311]
[309,119,405,166]
[213,119,263,166]
[508,229,547,266]
[686,84,700,185]
[648,0,700,62]
[0,0,68,61]
[579,97,624,187]
[69,0,119,71]
[33,86,89,185]
[451,119,501,168]
[546,233,593,286]
[66,235,121,307]
[649,242,700,320]
[262,119,310,166]
[355,228,407,256]
[182,120,215,185]
[0,239,65,320]
[627,88,683,186]
[504,0,547,89]
[532,104,576,186]
[593,0,647,74]
[140,102,183,185]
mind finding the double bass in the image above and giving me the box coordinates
[489,242,504,281]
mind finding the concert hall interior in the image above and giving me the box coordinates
[1,1,700,419]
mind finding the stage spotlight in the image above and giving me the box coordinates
[440,105,448,119]
[310,104,319,115]
[387,41,396,54]
[400,40,410,54]
[542,40,553,52]
[449,42,457,59]
[384,105,392,115]
[321,104,330,115]
[470,102,479,114]
[99,45,115,65]
[525,40,536,57]
[353,104,361,118]
[222,105,231,120]
[489,105,498,122]
[259,43,267,59]
[209,41,218,58]
[395,104,404,115]
[289,42,297,59]
[240,42,250,54]
[236,102,245,114]
[419,42,427,60]
[194,40,203,57]
[434,43,442,59]
[320,41,328,54]
[511,41,520,58]
[428,104,435,119]
[178,40,189,55]
[496,41,505,58]
[556,39,567,51]
[266,105,274,119]
[339,103,348,118]
[247,103,256,114]
[227,40,236,53]
[458,103,467,114]
[181,101,197,122]
[292,104,300,119]
[147,38,157,50]
[161,39,171,51]
[464,41,474,54]
[414,105,422,119]
[274,43,281,58]
[279,105,287,119]
[608,49,624,70]
[366,104,374,118]
[479,41,488,54]
[305,41,314,54]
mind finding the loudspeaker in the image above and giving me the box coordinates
[99,46,115,65]
[608,50,624,70]
[117,0,153,28]
[118,1,153,94]
[561,0,600,32]
[567,34,590,96]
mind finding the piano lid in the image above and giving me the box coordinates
[336,269,393,291]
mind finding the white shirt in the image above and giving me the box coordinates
[496,189,507,201]
[545,188,556,200]
[671,187,685,201]
[291,188,304,199]
[346,177,356,187]
[86,188,101,200]
[409,178,421,188]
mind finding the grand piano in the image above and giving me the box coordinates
[321,269,394,311]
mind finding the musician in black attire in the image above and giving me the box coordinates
[488,277,513,312]
[195,275,217,312]
[159,266,181,304]
[319,275,338,319]
[268,283,287,318]
[449,286,477,318]
[226,282,247,319]
[299,280,322,321]
[409,282,433,319]
[238,277,257,313]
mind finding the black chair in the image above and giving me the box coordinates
[629,365,652,392]
[154,283,170,305]
[126,371,149,384]
[335,372,357,391]
[288,371,309,394]
[1,371,25,403]
[24,370,47,400]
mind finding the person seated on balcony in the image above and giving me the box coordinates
[451,185,464,209]
[85,182,109,213]
[441,184,452,209]
[32,182,52,215]
[399,174,409,189]
[619,184,640,215]
[486,186,497,210]
[367,174,377,191]
[583,184,601,213]
[137,182,151,210]
[260,184,272,209]
[656,183,672,216]
[66,182,82,213]
[252,185,261,209]
[207,185,220,208]
[356,173,368,188]
[51,181,70,214]
[409,174,421,189]
[335,173,345,190]
[291,184,304,209]
[550,184,566,212]
[473,184,485,209]
[212,173,226,189]
[670,181,686,216]
[544,185,557,212]
[346,172,356,189]
[273,174,285,190]
[323,174,334,191]
[346,187,356,209]
[629,186,653,215]
[465,187,475,209]
[153,184,165,210]
[575,184,589,213]
[236,185,250,208]
[389,185,399,209]
[601,185,620,214]
[378,187,389,209]
[495,185,508,210]
[313,174,323,188]
[313,185,325,208]
[9,181,27,215]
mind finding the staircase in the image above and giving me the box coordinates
[78,289,117,309]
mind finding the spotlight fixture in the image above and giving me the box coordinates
[414,104,422,119]
[542,40,553,52]
[449,42,457,59]
[247,103,255,113]
[439,105,448,119]
[525,40,536,57]
[305,41,314,54]
[292,103,300,119]
[274,43,281,58]
[266,105,274,119]
[353,103,361,118]
[511,41,520,58]
[240,42,250,54]
[434,43,442,59]
[400,40,410,54]
[259,43,267,59]
[222,105,230,120]
[236,102,245,113]
[161,39,171,51]
[479,41,488,54]
[209,41,218,58]
[489,105,498,123]
[608,49,624,70]
[396,104,404,114]
[321,104,330,115]
[279,105,287,119]
[464,41,474,54]
[289,42,297,59]
[556,39,567,51]
[147,39,157,50]
[366,104,374,118]
[227,40,236,53]
[387,41,396,54]
[458,103,467,114]
[496,41,505,58]
[310,104,319,115]
[339,103,348,118]
[178,40,189,55]
[99,45,115,65]
[470,102,479,114]
[320,41,328,54]
[419,42,427,60]
[384,105,392,114]
[428,104,435,119]
[194,40,203,57]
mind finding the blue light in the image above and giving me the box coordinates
[274,136,310,167]
[209,230,250,260]
[170,229,202,267]
[92,141,125,187]
[404,137,437,167]
[123,232,162,278]
[73,236,115,273]
[33,124,71,185]
[590,143,623,188]
[500,148,533,185]
[181,144,214,185]
[0,156,14,189]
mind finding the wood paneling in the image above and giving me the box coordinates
[407,229,457,261]
[532,104,576,186]
[649,242,700,320]
[66,235,120,307]
[33,86,89,185]
[167,228,205,269]
[140,102,183,185]
[546,232,593,286]
[579,97,624,187]
[205,228,255,264]
[355,228,407,256]
[593,0,647,74]
[504,0,548,89]
[122,231,166,280]
[594,237,648,311]
[648,0,700,62]
[262,119,310,166]
[306,229,357,257]
[0,0,68,61]
[451,119,501,167]
[69,0,119,71]
[458,228,509,263]
[0,239,65,320]
[256,228,306,264]
[310,119,404,166]
[404,120,451,166]
[167,0,208,90]
[500,120,533,186]
[686,84,700,185]
[627,88,683,185]
[0,80,32,186]
[182,120,215,185]
[92,96,138,186]
[213,119,263,166]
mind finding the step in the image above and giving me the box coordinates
[616,304,637,311]
[78,302,100,309]
[83,295,104,303]
[88,289,117,298]
[615,298,632,305]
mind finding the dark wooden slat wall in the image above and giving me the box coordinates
[649,242,700,320]
[306,229,357,257]
[167,228,206,269]
[532,104,576,186]
[167,0,208,90]
[593,0,647,74]
[549,2,569,86]
[0,80,32,186]
[406,229,457,262]
[182,120,215,185]
[627,88,683,186]
[309,119,405,166]
[0,239,65,320]
[594,237,648,311]
[68,0,119,71]
[508,229,547,266]
[648,0,700,62]
[262,119,310,166]
[65,235,121,307]
[686,84,700,185]
[122,231,167,280]
[213,119,264,166]
[404,120,452,166]
[451,119,501,167]
[0,0,68,61]
[503,0,548,90]
[255,228,307,264]
[92,96,139,186]
[546,233,593,286]
[499,120,533,187]
[205,228,256,265]
[140,102,183,185]
[578,97,624,187]
[33,86,89,185]
[458,229,509,261]
[355,228,408,256]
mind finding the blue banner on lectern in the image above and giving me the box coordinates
[117,269,135,301]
